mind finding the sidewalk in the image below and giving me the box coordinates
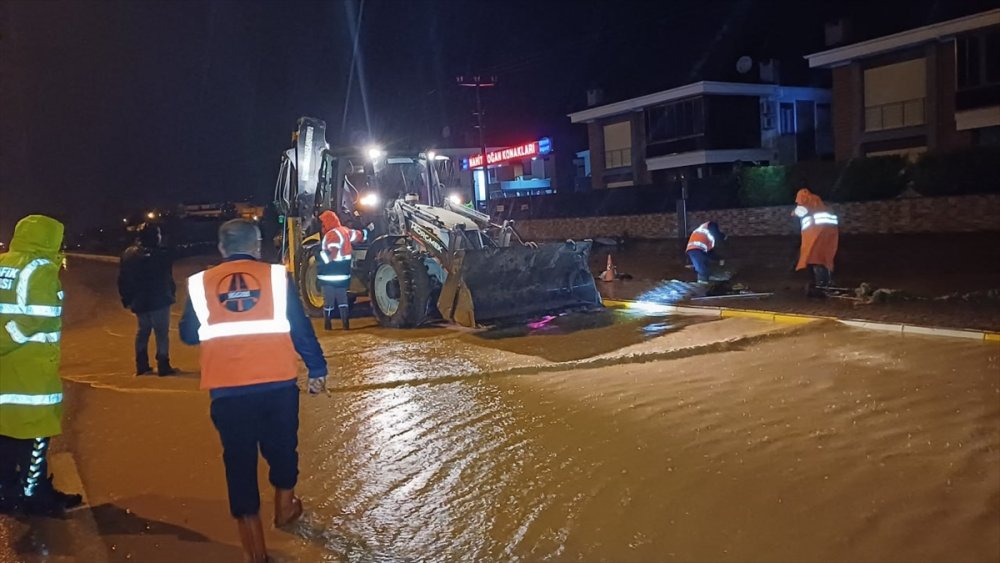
[592,232,1000,331]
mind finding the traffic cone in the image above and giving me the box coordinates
[599,254,617,282]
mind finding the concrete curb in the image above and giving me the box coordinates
[66,252,118,264]
[603,299,1000,343]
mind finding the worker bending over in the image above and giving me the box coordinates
[317,210,366,330]
[792,188,839,288]
[686,221,727,283]
[180,219,328,562]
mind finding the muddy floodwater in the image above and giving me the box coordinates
[292,323,999,562]
[14,258,999,562]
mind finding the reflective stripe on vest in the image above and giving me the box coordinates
[16,259,50,306]
[801,212,838,231]
[0,304,62,317]
[1,258,62,343]
[813,212,839,226]
[0,392,63,406]
[318,274,351,282]
[5,321,60,343]
[188,264,290,341]
[320,250,351,263]
[687,241,709,251]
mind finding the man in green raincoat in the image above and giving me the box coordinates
[0,215,82,515]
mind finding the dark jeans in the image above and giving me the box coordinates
[322,285,349,311]
[687,250,711,282]
[810,265,832,287]
[135,306,171,364]
[209,384,299,517]
[0,435,50,497]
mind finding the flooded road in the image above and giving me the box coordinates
[295,322,999,562]
[6,258,998,562]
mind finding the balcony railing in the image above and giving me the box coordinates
[864,98,925,132]
[604,147,632,169]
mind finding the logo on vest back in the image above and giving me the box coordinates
[217,272,261,312]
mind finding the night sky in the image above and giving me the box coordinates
[2,0,995,241]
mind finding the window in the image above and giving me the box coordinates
[603,120,632,169]
[779,102,795,134]
[958,31,1000,90]
[863,58,927,131]
[647,97,704,142]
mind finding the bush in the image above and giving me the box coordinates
[911,148,1000,197]
[737,166,793,207]
[786,160,842,200]
[829,155,908,202]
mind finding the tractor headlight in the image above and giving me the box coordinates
[359,192,380,208]
[448,193,462,205]
[366,146,384,161]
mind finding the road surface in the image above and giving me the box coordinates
[2,256,998,562]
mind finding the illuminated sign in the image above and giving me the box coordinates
[464,138,552,169]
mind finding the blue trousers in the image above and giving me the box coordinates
[687,250,711,282]
[209,384,299,517]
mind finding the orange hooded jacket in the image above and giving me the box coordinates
[792,189,839,271]
[319,211,365,261]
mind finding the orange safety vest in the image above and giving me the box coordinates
[321,226,365,263]
[793,189,840,271]
[686,223,717,253]
[187,260,297,390]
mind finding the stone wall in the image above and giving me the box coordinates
[514,194,1000,241]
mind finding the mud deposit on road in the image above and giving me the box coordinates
[8,258,997,562]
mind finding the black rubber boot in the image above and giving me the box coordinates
[135,351,152,376]
[22,476,82,516]
[156,355,177,376]
[339,307,350,330]
[323,310,333,331]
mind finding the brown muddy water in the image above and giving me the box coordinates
[21,258,1000,562]
[293,322,1000,563]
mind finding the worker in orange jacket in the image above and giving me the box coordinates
[792,188,839,288]
[317,211,367,330]
[686,221,727,282]
[179,219,328,562]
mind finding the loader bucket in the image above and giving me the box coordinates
[437,240,603,327]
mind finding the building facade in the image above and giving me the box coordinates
[568,81,832,189]
[805,9,1000,161]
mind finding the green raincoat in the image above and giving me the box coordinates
[0,215,65,439]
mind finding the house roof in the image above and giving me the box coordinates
[567,81,830,123]
[805,8,1000,68]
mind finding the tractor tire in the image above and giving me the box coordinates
[369,247,433,328]
[297,246,325,318]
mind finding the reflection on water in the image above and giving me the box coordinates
[471,309,695,362]
[299,324,1000,562]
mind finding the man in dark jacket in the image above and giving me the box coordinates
[118,223,178,376]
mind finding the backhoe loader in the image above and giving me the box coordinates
[274,117,601,328]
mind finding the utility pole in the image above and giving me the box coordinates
[457,75,497,207]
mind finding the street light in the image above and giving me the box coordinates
[146,211,156,220]
[367,146,384,161]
